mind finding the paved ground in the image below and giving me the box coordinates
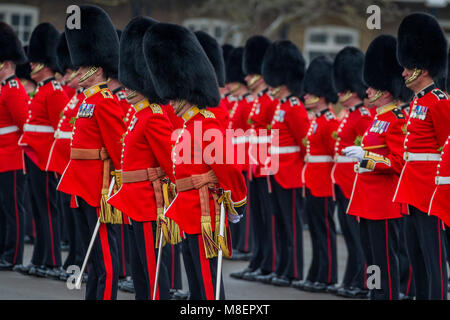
[0,230,349,300]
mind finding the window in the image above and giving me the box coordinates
[183,18,243,46]
[0,4,39,44]
[304,26,359,63]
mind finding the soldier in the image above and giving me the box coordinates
[230,36,278,283]
[17,23,69,278]
[330,47,371,298]
[260,40,308,286]
[295,56,339,293]
[394,13,450,300]
[144,22,247,300]
[57,5,127,300]
[195,31,230,130]
[107,16,174,300]
[45,33,85,281]
[0,22,29,270]
[345,35,407,300]
[226,47,253,260]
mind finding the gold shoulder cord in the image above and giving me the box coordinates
[79,66,99,83]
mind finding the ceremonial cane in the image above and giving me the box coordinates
[75,176,115,289]
[215,201,226,300]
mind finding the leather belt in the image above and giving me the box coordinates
[70,148,109,160]
[0,125,19,135]
[269,146,300,155]
[304,155,333,163]
[335,155,358,163]
[404,152,441,162]
[436,176,450,185]
[23,124,54,133]
[54,130,72,139]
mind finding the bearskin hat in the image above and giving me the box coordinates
[56,33,74,75]
[27,23,59,72]
[195,31,226,87]
[303,56,338,103]
[243,35,271,76]
[226,47,246,85]
[0,22,26,64]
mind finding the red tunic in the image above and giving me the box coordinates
[220,94,237,112]
[248,89,279,178]
[347,103,406,220]
[112,88,130,118]
[18,77,69,171]
[302,108,339,197]
[269,95,310,189]
[46,89,84,175]
[228,93,253,172]
[108,99,175,222]
[62,84,76,99]
[0,76,29,172]
[57,82,126,207]
[394,84,450,213]
[332,103,373,199]
[208,102,229,130]
[163,104,183,129]
[165,106,247,235]
[429,136,450,225]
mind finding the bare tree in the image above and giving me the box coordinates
[192,0,405,42]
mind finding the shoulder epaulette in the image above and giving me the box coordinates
[51,80,63,91]
[8,79,18,88]
[432,89,447,100]
[359,107,371,116]
[199,109,216,118]
[391,108,405,119]
[150,103,163,114]
[289,96,300,106]
[325,111,336,120]
[100,89,113,99]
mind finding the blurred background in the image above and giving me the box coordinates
[1,0,450,63]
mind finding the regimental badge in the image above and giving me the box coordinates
[369,120,390,134]
[129,116,138,131]
[289,97,300,106]
[325,111,335,120]
[77,103,95,118]
[410,105,428,120]
[432,89,447,100]
[51,80,62,91]
[359,107,370,116]
[8,79,18,88]
[117,91,127,100]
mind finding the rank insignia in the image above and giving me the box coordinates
[410,105,428,120]
[51,80,62,91]
[77,103,95,118]
[369,120,390,134]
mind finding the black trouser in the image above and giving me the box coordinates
[404,206,447,300]
[270,176,303,280]
[182,234,225,300]
[247,177,276,273]
[25,155,61,268]
[117,220,131,279]
[23,175,35,241]
[0,170,25,265]
[305,189,337,285]
[59,191,85,269]
[398,218,415,297]
[77,197,120,300]
[335,185,366,289]
[360,218,400,300]
[234,172,252,253]
[162,243,183,290]
[128,220,170,300]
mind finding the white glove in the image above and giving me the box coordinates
[227,212,243,224]
[342,146,364,162]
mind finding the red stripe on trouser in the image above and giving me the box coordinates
[364,263,367,289]
[385,220,392,300]
[198,235,215,300]
[120,223,126,276]
[143,222,158,300]
[324,198,331,283]
[405,265,412,296]
[245,180,250,252]
[46,173,56,266]
[98,222,113,300]
[292,189,298,279]
[272,215,276,271]
[171,245,175,289]
[438,220,443,300]
[13,171,19,264]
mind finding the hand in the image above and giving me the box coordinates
[342,146,364,162]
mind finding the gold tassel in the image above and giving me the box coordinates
[99,188,113,224]
[214,212,231,258]
[155,208,168,248]
[167,217,182,245]
[112,207,123,224]
[201,215,218,259]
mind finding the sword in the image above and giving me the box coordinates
[215,200,226,300]
[75,176,115,290]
